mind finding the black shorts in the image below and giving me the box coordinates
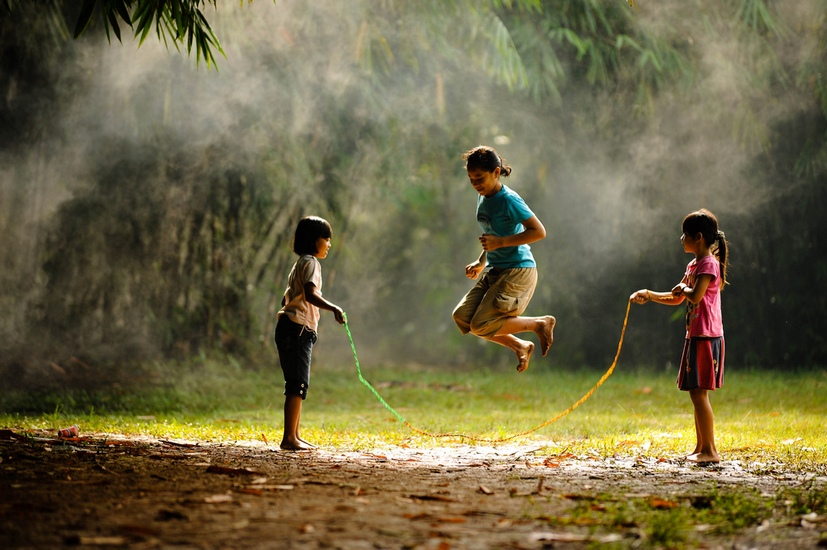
[274,316,317,399]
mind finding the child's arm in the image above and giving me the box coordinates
[672,273,714,304]
[465,250,487,280]
[304,282,346,324]
[630,288,685,306]
[479,215,546,252]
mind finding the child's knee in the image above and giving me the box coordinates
[469,317,497,338]
[452,311,471,334]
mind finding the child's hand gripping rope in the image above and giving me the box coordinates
[342,300,632,443]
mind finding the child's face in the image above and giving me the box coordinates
[467,167,501,198]
[314,237,332,259]
[681,232,701,255]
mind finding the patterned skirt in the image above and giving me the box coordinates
[677,337,725,391]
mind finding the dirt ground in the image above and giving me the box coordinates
[1,430,825,550]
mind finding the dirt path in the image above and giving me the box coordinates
[1,431,825,549]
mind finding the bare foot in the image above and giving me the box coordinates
[686,452,720,464]
[280,438,315,451]
[516,342,534,373]
[536,316,556,357]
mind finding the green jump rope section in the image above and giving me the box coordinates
[344,317,408,424]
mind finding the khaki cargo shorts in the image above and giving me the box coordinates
[452,267,537,339]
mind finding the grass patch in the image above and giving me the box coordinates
[1,358,826,471]
[532,486,781,549]
[2,359,825,545]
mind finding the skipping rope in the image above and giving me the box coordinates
[342,299,632,443]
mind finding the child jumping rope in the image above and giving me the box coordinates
[275,216,345,451]
[630,208,729,463]
[452,145,556,373]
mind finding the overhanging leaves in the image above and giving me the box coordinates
[73,0,226,68]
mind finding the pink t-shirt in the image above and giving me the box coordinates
[684,254,723,338]
[278,255,323,332]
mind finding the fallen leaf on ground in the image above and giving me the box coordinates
[649,497,679,509]
[409,494,456,502]
[206,465,266,476]
[64,536,127,546]
[118,524,158,536]
[249,484,293,491]
[160,439,200,448]
[529,532,623,543]
[361,453,387,460]
[436,517,467,523]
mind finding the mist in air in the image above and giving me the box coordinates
[0,0,824,389]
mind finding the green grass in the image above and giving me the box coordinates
[1,358,826,472]
[3,359,826,547]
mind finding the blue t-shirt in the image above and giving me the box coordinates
[476,184,536,268]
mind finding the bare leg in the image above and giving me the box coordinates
[490,334,534,372]
[686,414,702,459]
[281,395,314,451]
[496,315,556,357]
[686,389,719,463]
[295,407,315,448]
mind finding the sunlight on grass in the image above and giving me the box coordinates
[1,358,825,473]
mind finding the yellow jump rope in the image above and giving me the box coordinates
[343,300,632,443]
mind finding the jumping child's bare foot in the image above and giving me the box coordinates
[516,342,534,373]
[536,316,556,357]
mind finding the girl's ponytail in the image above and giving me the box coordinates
[682,209,729,290]
[714,230,729,290]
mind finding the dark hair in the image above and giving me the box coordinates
[293,216,332,255]
[462,145,512,177]
[682,208,729,289]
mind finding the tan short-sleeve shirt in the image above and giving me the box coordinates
[278,255,322,332]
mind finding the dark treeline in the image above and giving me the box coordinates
[0,0,825,394]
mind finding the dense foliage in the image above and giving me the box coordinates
[0,0,824,386]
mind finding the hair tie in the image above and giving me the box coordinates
[716,230,725,241]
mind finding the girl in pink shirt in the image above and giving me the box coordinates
[630,209,729,464]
